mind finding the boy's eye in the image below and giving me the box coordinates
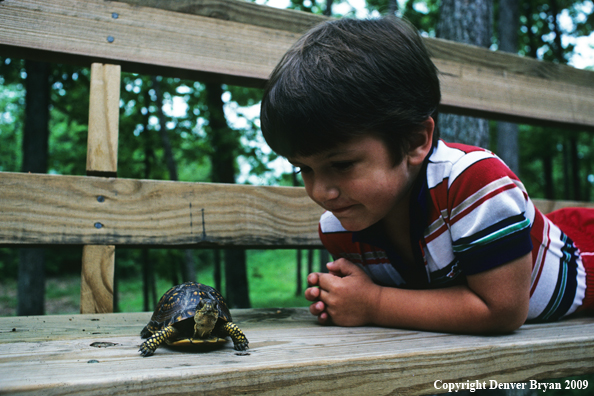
[332,161,354,171]
[295,166,312,174]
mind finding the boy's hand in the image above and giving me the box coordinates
[304,259,380,326]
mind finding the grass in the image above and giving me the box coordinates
[0,249,314,316]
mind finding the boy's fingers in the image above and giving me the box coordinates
[304,286,320,301]
[309,300,325,316]
[317,272,340,291]
[307,272,320,286]
[317,311,332,325]
[327,258,359,276]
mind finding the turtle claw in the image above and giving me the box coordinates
[233,341,249,351]
[139,343,156,357]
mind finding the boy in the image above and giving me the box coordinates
[260,17,594,333]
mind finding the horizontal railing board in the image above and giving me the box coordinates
[0,172,323,248]
[1,0,593,129]
[0,172,591,248]
[119,0,327,34]
[0,0,301,87]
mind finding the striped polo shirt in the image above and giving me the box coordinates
[319,140,587,322]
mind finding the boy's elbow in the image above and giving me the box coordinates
[487,303,529,334]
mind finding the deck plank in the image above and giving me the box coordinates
[0,310,593,395]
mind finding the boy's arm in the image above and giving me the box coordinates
[305,253,532,333]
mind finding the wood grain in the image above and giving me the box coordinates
[0,173,592,249]
[86,63,120,175]
[0,172,324,248]
[119,0,326,34]
[81,63,120,314]
[435,57,594,128]
[1,0,593,127]
[0,310,592,395]
[0,0,300,86]
[80,245,115,314]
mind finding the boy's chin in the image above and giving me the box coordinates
[336,218,374,232]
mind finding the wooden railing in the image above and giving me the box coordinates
[2,0,594,312]
[0,1,593,393]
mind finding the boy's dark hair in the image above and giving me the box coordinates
[260,17,441,164]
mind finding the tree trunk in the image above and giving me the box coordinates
[563,139,571,200]
[214,249,223,292]
[18,60,50,316]
[323,0,333,16]
[319,249,330,273]
[141,88,158,311]
[569,136,581,201]
[296,249,303,296]
[224,249,251,308]
[153,76,178,181]
[496,0,520,175]
[204,82,250,307]
[542,155,555,200]
[152,76,195,283]
[437,0,492,148]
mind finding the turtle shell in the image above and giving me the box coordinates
[144,281,232,339]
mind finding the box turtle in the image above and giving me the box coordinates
[139,281,249,356]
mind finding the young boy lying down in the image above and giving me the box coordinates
[259,17,594,333]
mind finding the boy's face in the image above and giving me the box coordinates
[288,135,418,232]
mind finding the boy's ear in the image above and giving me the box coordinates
[407,117,435,166]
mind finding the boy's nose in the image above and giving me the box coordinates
[310,178,340,203]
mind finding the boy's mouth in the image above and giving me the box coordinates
[328,204,356,214]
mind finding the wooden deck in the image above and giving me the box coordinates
[1,309,593,395]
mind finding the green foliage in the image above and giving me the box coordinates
[514,125,594,201]
[366,0,440,33]
[0,58,24,172]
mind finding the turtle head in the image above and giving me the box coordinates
[193,300,219,339]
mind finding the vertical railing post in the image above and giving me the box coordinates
[80,63,120,314]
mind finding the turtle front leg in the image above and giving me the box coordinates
[139,325,178,357]
[221,322,249,351]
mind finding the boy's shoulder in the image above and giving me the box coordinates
[427,140,516,190]
[429,140,495,164]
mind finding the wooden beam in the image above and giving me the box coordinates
[80,63,121,314]
[532,198,594,214]
[1,0,593,128]
[0,311,593,395]
[80,245,115,313]
[0,172,591,249]
[86,63,120,176]
[0,172,324,248]
[0,0,300,87]
[430,41,594,128]
[118,0,326,34]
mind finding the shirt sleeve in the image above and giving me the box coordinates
[446,154,533,275]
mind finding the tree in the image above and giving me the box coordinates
[437,0,493,148]
[515,0,594,201]
[496,0,521,175]
[18,60,50,316]
[205,82,251,309]
[152,76,197,284]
